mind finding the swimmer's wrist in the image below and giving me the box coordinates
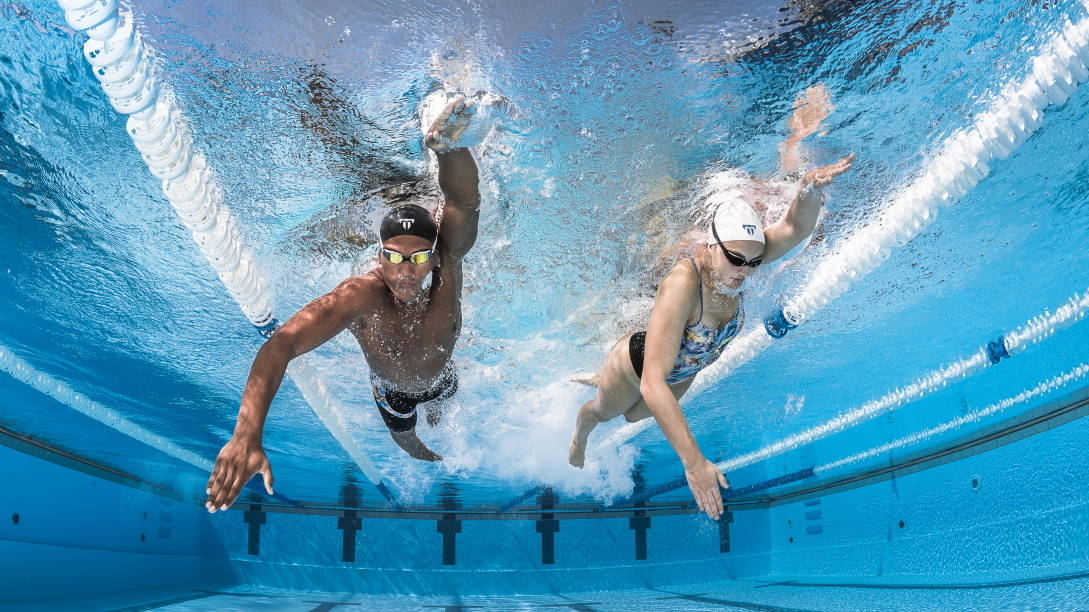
[434,146,467,155]
[231,420,263,444]
[798,180,827,204]
[681,452,706,471]
[231,431,261,446]
[799,174,825,190]
[426,133,467,154]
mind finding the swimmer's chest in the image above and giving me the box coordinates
[349,294,461,361]
[686,295,741,330]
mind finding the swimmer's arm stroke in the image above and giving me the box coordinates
[425,96,481,261]
[762,153,856,263]
[641,267,728,521]
[434,148,481,260]
[205,278,370,512]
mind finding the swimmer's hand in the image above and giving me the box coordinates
[801,153,855,189]
[205,436,274,513]
[684,458,729,521]
[425,95,475,153]
[787,84,834,143]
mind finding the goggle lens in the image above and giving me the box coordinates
[722,248,762,268]
[382,249,433,265]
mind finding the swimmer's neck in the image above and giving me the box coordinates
[695,250,742,307]
[391,290,431,310]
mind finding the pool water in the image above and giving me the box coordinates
[2,0,1089,609]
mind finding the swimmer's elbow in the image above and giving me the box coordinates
[639,377,669,404]
[258,332,300,364]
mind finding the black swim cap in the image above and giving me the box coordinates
[379,204,438,243]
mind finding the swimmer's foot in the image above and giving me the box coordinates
[569,372,599,387]
[414,447,443,462]
[568,432,588,468]
[391,429,444,462]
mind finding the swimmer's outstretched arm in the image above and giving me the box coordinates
[426,97,481,260]
[205,279,370,512]
[762,154,855,263]
[435,149,480,259]
[780,84,833,174]
[641,267,729,521]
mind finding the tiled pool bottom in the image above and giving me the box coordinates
[11,574,1089,612]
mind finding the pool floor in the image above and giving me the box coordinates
[9,573,1089,611]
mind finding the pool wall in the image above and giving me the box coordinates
[4,385,1089,601]
[767,409,1089,585]
[0,443,232,602]
[210,502,771,595]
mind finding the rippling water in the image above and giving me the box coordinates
[1,0,1088,507]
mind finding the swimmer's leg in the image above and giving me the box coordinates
[373,382,443,462]
[780,84,834,174]
[620,377,693,423]
[425,402,444,428]
[424,366,459,427]
[569,336,643,468]
[390,429,443,462]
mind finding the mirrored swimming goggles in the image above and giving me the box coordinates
[381,247,434,265]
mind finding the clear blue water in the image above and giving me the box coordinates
[3,0,1089,606]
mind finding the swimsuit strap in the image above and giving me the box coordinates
[689,257,704,324]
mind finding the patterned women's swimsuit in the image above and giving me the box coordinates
[629,259,743,384]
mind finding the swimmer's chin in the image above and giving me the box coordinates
[390,285,426,302]
[712,279,745,296]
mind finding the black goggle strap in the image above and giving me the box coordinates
[711,224,763,268]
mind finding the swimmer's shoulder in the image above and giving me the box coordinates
[657,258,701,300]
[332,271,386,310]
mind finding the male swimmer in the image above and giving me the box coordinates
[568,86,854,520]
[205,96,481,512]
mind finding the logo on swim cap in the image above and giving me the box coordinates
[380,204,438,243]
[706,197,765,245]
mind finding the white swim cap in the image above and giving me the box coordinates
[705,191,765,245]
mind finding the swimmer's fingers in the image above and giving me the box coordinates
[691,485,707,516]
[441,100,475,143]
[804,154,856,187]
[829,153,856,174]
[425,99,457,151]
[207,463,234,512]
[712,467,730,519]
[690,477,716,518]
[206,458,222,499]
[206,456,230,511]
[431,97,458,129]
[260,460,275,495]
[697,486,719,521]
[709,484,724,521]
[433,96,479,151]
[427,96,471,135]
[221,471,248,511]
